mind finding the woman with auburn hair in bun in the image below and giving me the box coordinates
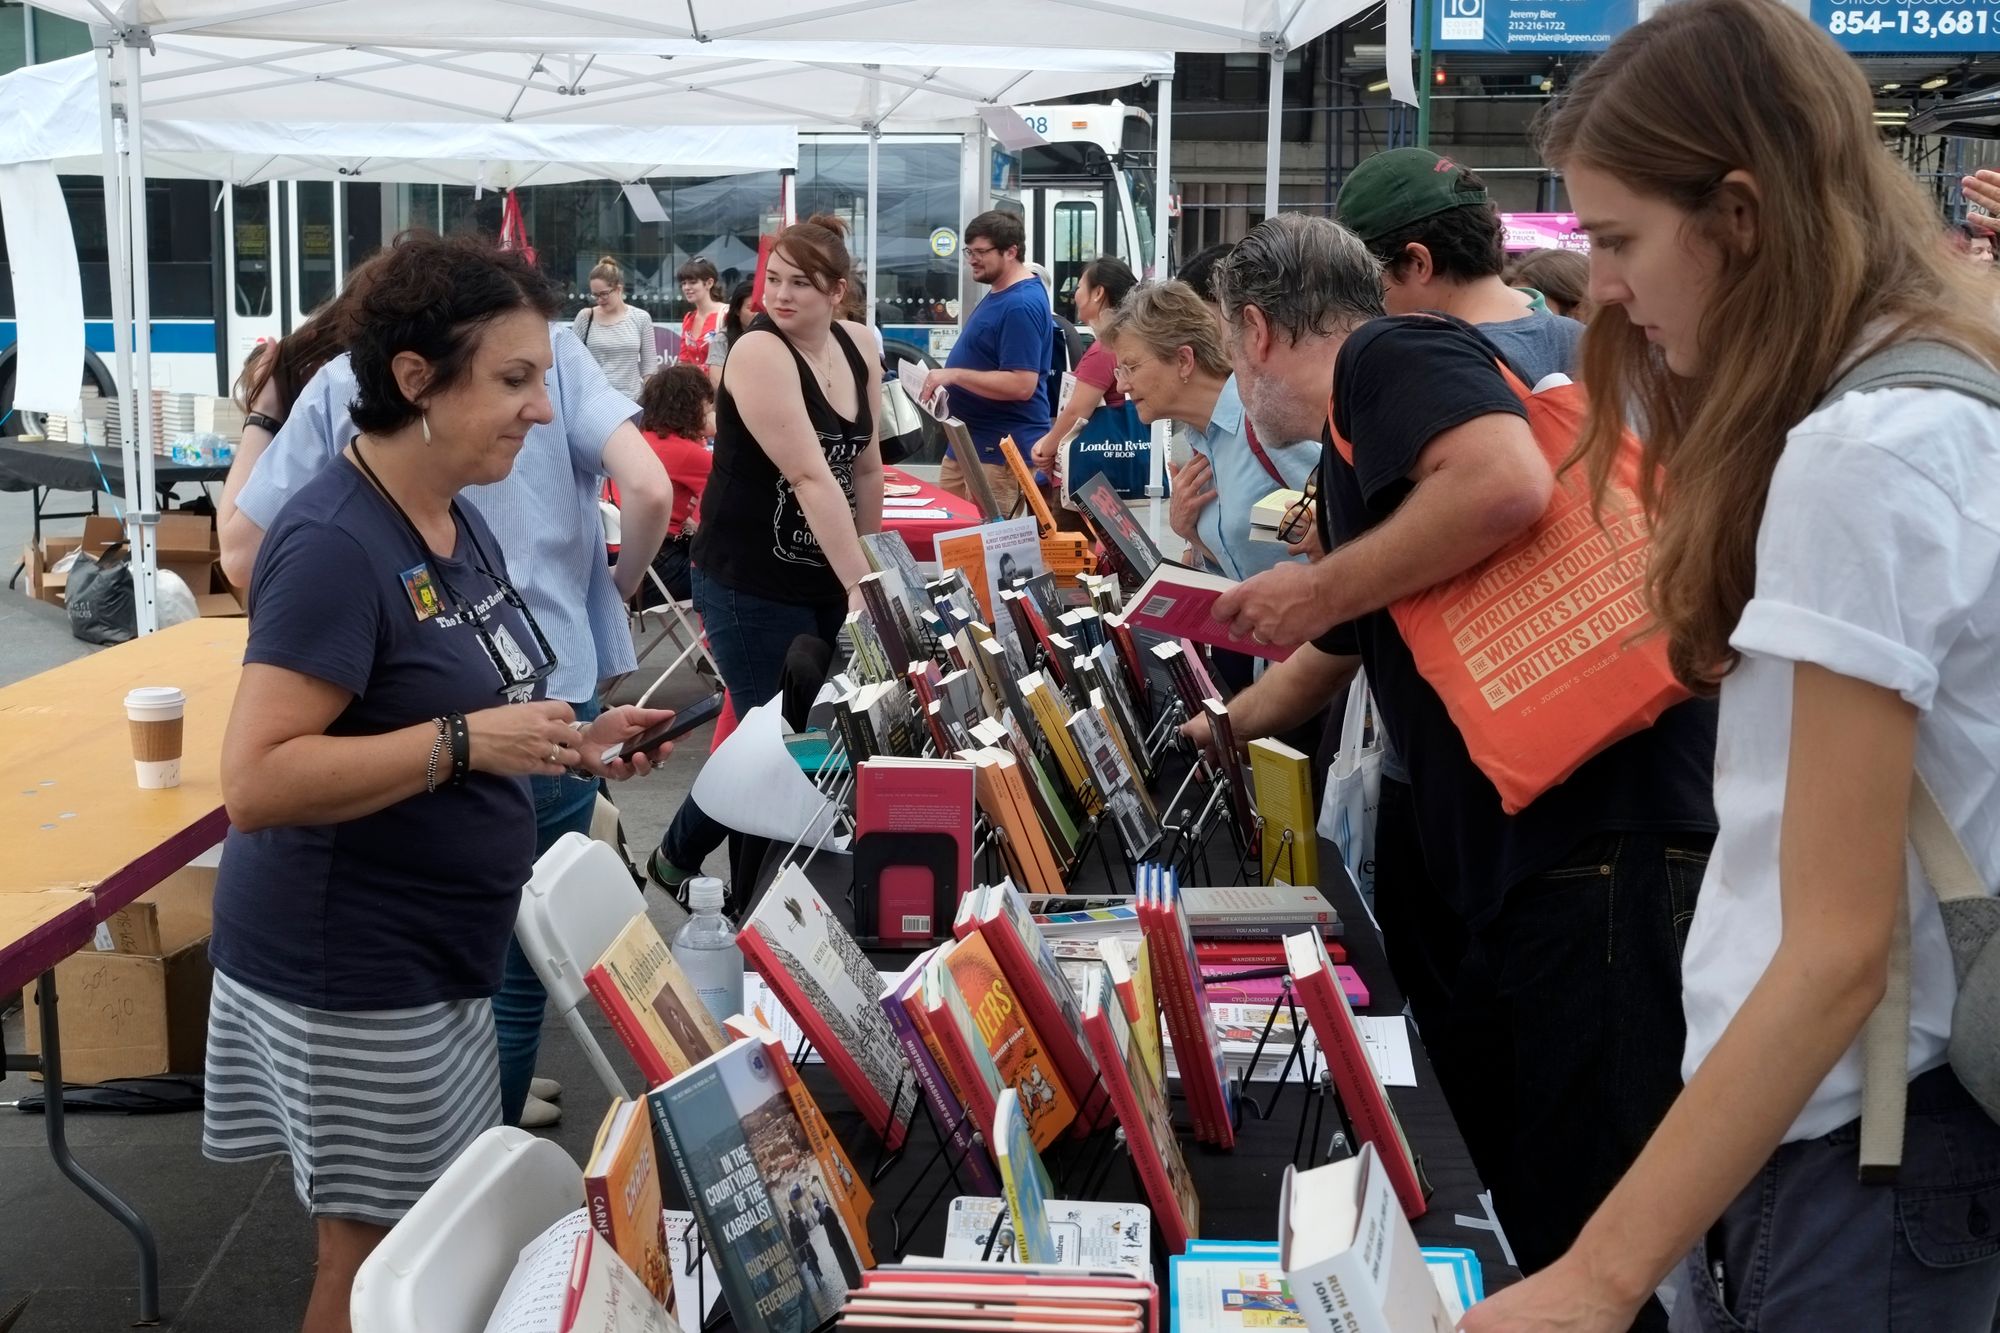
[645,213,884,906]
[574,254,658,398]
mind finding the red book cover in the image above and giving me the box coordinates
[922,962,1006,1149]
[739,866,917,1149]
[582,964,674,1087]
[1104,614,1152,713]
[1139,866,1217,1144]
[859,1270,1160,1333]
[1146,865,1237,1148]
[1080,966,1198,1254]
[1194,939,1346,965]
[970,884,1104,1130]
[1286,929,1428,1219]
[856,758,976,945]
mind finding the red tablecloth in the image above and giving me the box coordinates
[880,467,980,560]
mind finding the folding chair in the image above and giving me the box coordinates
[601,500,721,706]
[513,831,651,1101]
[350,1126,582,1333]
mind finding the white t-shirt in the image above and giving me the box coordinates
[1681,384,2000,1142]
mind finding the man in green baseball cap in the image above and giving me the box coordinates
[1336,148,1582,386]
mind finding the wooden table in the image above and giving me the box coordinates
[0,617,246,1325]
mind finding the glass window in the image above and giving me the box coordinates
[31,8,90,61]
[4,177,216,319]
[296,181,337,314]
[796,139,961,329]
[0,4,26,77]
[232,185,274,317]
[343,181,383,271]
[1048,199,1099,321]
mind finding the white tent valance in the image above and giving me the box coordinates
[0,56,799,184]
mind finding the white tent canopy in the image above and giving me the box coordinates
[0,53,799,184]
[48,0,1364,54]
[64,36,1175,130]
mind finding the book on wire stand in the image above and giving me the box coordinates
[584,914,728,1088]
[582,1098,674,1312]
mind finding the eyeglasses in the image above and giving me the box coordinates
[964,244,999,260]
[1276,473,1319,546]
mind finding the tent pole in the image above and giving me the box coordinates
[120,38,161,635]
[97,44,148,634]
[1418,0,1435,146]
[1264,44,1284,218]
[866,124,879,330]
[1148,69,1173,545]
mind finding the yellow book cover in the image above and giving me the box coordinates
[726,1015,878,1270]
[583,1099,673,1309]
[1100,935,1166,1092]
[587,914,728,1086]
[943,932,1078,1149]
[1020,673,1097,812]
[1249,736,1320,888]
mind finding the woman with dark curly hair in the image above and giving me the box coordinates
[204,232,675,1330]
[627,363,715,601]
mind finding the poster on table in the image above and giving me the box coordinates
[1425,0,2000,53]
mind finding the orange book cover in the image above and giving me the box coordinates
[728,1014,877,1268]
[943,932,1077,1150]
[582,1099,673,1310]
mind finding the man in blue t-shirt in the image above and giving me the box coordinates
[922,209,1052,517]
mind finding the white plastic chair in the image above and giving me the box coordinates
[515,831,651,1100]
[350,1126,582,1333]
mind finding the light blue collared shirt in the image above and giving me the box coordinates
[237,327,641,704]
[1185,374,1320,582]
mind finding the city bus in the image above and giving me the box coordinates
[0,100,1163,424]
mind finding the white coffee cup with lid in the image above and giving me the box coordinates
[125,686,186,789]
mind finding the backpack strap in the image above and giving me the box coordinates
[1822,339,2000,413]
[1861,771,1996,1180]
[1834,341,2000,1179]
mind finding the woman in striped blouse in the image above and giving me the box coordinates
[573,255,658,399]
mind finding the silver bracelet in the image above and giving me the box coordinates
[424,717,449,794]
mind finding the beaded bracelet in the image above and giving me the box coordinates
[424,716,449,794]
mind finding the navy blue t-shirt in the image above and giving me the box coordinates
[946,276,1054,463]
[211,460,542,1010]
[1314,316,1718,932]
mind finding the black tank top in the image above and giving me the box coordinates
[692,314,872,607]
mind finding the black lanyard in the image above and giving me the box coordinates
[348,440,558,695]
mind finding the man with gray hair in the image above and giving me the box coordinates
[1194,214,1717,1316]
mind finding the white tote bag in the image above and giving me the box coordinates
[1318,669,1384,904]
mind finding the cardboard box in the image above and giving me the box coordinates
[30,515,126,606]
[26,863,218,1084]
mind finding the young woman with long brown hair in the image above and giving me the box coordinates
[1464,1,2000,1328]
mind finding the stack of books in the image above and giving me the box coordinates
[835,1260,1160,1331]
[1249,486,1305,544]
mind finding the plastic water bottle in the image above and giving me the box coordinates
[671,877,744,1027]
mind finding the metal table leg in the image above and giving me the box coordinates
[20,969,162,1325]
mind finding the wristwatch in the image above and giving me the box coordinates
[244,411,283,434]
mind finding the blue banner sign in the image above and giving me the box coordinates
[1431,0,2000,52]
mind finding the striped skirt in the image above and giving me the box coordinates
[202,969,502,1226]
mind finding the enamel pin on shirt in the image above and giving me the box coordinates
[400,563,442,621]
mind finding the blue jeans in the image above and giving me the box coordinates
[655,569,843,879]
[494,699,601,1127]
[1672,1065,2000,1331]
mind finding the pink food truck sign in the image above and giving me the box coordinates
[1501,213,1591,254]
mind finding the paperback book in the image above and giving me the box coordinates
[994,1087,1061,1264]
[853,756,977,944]
[584,915,728,1087]
[648,1038,861,1333]
[1079,964,1199,1255]
[935,932,1079,1149]
[943,1195,1152,1278]
[881,953,1002,1194]
[962,881,1103,1126]
[583,1099,673,1310]
[739,864,921,1148]
[1126,564,1293,661]
[1248,738,1319,890]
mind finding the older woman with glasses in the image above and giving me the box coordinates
[205,233,673,1332]
[1105,279,1320,584]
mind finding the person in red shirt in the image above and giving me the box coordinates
[1029,256,1136,477]
[625,363,715,603]
[677,258,728,368]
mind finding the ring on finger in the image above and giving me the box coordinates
[548,742,563,763]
